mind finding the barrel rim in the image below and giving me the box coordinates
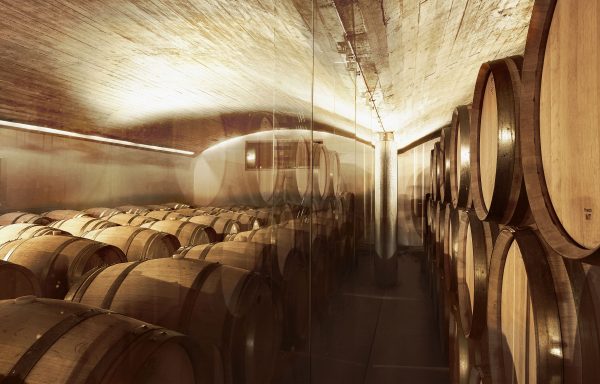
[449,105,473,209]
[470,57,528,225]
[519,0,600,261]
[486,227,563,383]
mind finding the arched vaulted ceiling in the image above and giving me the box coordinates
[0,0,534,152]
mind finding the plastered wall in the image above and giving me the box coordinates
[0,128,193,212]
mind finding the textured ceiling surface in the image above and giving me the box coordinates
[0,0,534,151]
[338,0,535,146]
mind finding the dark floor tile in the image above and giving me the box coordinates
[311,294,381,364]
[272,352,366,384]
[364,366,449,384]
[369,300,447,367]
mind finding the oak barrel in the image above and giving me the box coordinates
[455,210,499,339]
[106,213,158,226]
[141,220,217,246]
[0,223,67,246]
[48,217,118,236]
[143,210,186,221]
[0,260,42,299]
[0,235,126,299]
[486,228,562,383]
[66,258,280,384]
[223,227,309,348]
[432,142,442,201]
[471,56,530,225]
[182,215,241,241]
[42,210,90,222]
[177,241,279,282]
[440,125,452,204]
[449,105,473,209]
[83,226,180,261]
[164,202,191,209]
[145,204,173,211]
[115,205,150,215]
[0,212,49,226]
[442,204,460,293]
[216,212,260,231]
[0,297,217,384]
[520,0,600,262]
[84,207,123,218]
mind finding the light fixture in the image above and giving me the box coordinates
[0,120,194,156]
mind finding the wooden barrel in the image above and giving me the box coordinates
[181,215,241,241]
[471,56,530,225]
[143,210,186,221]
[0,212,49,225]
[455,210,499,339]
[520,0,600,262]
[448,306,476,384]
[0,224,68,246]
[83,226,180,261]
[486,228,562,383]
[427,200,439,281]
[48,217,118,236]
[164,202,191,209]
[84,207,123,218]
[449,105,473,209]
[326,150,341,197]
[145,204,173,211]
[429,149,436,197]
[435,202,446,275]
[106,213,158,226]
[115,205,150,215]
[477,225,600,384]
[176,242,279,282]
[432,142,442,201]
[141,220,217,247]
[286,141,331,205]
[440,125,452,204]
[239,208,272,226]
[42,210,90,222]
[270,221,331,316]
[442,204,460,293]
[176,207,224,216]
[216,212,260,231]
[222,228,309,348]
[0,236,126,299]
[0,297,217,384]
[575,263,600,382]
[66,258,280,384]
[0,260,42,299]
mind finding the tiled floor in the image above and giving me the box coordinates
[273,246,449,383]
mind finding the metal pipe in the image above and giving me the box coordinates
[374,131,397,286]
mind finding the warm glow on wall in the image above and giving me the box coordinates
[0,120,194,156]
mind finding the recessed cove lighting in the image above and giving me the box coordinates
[0,120,194,156]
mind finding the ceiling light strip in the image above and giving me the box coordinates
[0,120,194,156]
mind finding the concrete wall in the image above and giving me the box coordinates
[0,128,193,212]
[397,138,437,246]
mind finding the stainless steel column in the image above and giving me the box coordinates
[374,131,398,286]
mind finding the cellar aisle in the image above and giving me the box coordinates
[273,246,448,384]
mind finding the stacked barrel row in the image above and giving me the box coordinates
[0,193,354,384]
[424,1,600,383]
